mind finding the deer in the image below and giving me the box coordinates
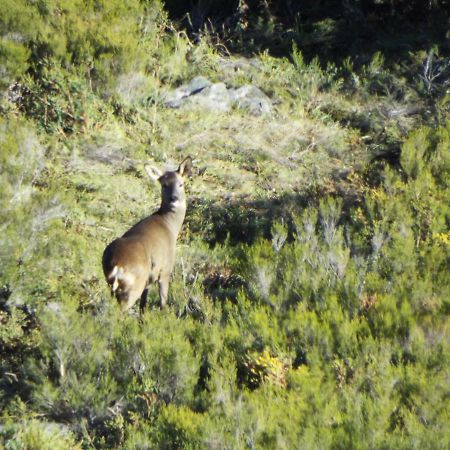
[102,157,192,312]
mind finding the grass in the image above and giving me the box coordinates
[1,1,449,448]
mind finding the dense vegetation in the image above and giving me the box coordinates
[1,1,449,448]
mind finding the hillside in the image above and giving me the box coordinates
[1,1,449,448]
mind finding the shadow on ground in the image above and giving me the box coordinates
[165,0,450,68]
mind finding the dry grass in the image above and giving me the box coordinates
[126,105,362,204]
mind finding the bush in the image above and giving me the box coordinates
[0,2,449,448]
[0,418,81,450]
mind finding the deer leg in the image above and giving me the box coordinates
[139,288,148,314]
[158,274,170,309]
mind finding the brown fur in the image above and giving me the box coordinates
[102,157,192,311]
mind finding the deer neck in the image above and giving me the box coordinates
[157,200,187,236]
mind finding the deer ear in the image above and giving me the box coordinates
[144,164,162,183]
[178,156,193,177]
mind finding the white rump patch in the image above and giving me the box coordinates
[110,265,136,291]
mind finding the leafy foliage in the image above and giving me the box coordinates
[0,0,449,448]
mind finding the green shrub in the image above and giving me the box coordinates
[0,418,81,450]
[0,2,449,448]
[152,404,204,449]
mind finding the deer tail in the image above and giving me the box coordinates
[108,265,135,292]
[109,265,122,292]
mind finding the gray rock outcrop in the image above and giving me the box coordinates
[162,76,272,116]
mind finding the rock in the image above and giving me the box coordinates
[230,85,272,116]
[185,76,213,94]
[162,76,272,115]
[163,76,212,108]
[185,82,231,112]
